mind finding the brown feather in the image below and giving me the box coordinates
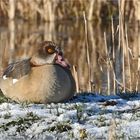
[3,59,31,79]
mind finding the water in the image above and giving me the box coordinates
[0,19,139,94]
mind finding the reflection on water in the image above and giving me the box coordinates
[0,19,140,94]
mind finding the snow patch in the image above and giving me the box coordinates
[0,93,140,139]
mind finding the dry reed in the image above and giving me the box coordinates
[73,65,80,93]
[104,32,110,95]
[0,0,140,94]
[83,11,92,92]
[125,24,132,91]
[111,17,116,94]
[8,0,15,20]
[108,118,117,140]
[119,0,126,93]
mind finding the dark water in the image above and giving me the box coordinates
[0,19,139,94]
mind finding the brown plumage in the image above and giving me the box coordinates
[0,41,76,103]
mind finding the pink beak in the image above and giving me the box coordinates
[55,53,70,69]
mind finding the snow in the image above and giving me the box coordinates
[0,93,140,139]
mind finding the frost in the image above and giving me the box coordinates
[0,93,140,139]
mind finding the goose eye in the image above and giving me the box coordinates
[46,47,55,54]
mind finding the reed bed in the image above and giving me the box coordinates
[0,0,140,94]
[0,0,115,21]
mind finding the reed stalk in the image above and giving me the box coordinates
[87,0,95,21]
[8,20,15,63]
[0,34,5,76]
[83,11,92,92]
[111,17,115,61]
[122,31,126,93]
[111,17,116,94]
[136,21,140,92]
[109,56,132,92]
[8,0,15,63]
[43,0,55,21]
[104,32,110,95]
[108,119,117,140]
[119,0,126,93]
[136,74,139,92]
[118,0,121,53]
[8,0,15,20]
[125,23,132,91]
[138,21,140,70]
[73,65,80,93]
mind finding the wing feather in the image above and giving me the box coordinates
[3,58,31,79]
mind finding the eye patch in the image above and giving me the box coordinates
[45,46,55,54]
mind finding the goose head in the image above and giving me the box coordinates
[30,41,70,68]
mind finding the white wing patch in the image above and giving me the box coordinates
[3,75,18,84]
[13,79,18,84]
[3,75,7,80]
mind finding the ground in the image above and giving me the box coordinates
[0,92,140,140]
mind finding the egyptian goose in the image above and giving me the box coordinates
[0,41,76,103]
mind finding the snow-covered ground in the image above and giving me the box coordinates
[0,93,140,140]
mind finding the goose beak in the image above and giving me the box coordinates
[55,48,70,69]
